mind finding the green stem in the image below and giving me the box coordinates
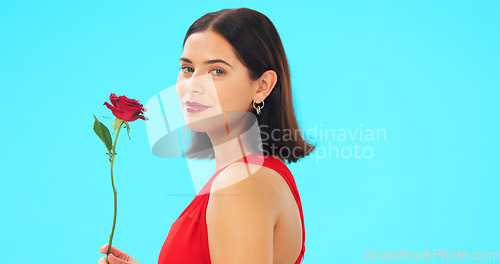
[106,123,122,264]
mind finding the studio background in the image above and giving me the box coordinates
[1,1,498,263]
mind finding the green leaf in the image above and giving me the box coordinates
[124,121,131,140]
[93,114,113,153]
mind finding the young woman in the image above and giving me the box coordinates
[99,7,315,264]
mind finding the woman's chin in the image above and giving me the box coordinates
[184,114,227,132]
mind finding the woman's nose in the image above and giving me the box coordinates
[184,72,212,95]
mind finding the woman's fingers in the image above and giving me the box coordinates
[99,244,140,264]
[99,244,129,259]
[108,253,136,264]
[98,256,108,264]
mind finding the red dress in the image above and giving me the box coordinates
[158,153,305,263]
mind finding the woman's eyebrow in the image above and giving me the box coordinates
[179,57,234,69]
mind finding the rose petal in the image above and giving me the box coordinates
[119,95,139,105]
[115,102,142,111]
[120,100,142,108]
[119,109,141,121]
[109,93,120,107]
[104,102,124,119]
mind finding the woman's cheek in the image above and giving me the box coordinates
[213,87,226,109]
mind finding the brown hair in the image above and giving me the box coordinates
[181,8,315,163]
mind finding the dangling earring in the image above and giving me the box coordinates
[253,99,265,115]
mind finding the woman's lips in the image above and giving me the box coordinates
[185,101,210,113]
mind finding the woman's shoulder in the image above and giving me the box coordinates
[208,160,292,215]
[206,161,280,230]
[210,161,276,196]
[210,158,289,196]
[205,161,278,262]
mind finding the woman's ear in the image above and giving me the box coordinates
[254,70,278,102]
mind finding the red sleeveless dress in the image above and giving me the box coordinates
[158,153,305,263]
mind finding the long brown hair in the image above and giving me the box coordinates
[181,8,315,163]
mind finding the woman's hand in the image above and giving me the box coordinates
[98,244,141,264]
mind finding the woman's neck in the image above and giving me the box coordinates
[206,113,258,172]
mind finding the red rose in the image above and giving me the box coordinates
[103,93,149,121]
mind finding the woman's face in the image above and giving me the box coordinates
[176,30,257,133]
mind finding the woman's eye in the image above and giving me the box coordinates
[211,69,225,76]
[180,66,224,76]
[180,66,193,73]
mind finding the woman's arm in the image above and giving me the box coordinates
[206,163,279,264]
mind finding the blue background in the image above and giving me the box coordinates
[1,1,499,263]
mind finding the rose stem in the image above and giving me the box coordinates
[106,122,122,264]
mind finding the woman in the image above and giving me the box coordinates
[99,7,315,264]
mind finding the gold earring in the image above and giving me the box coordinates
[252,99,265,115]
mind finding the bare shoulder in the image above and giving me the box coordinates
[205,161,287,263]
[212,161,286,192]
[209,161,293,207]
[208,161,283,217]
